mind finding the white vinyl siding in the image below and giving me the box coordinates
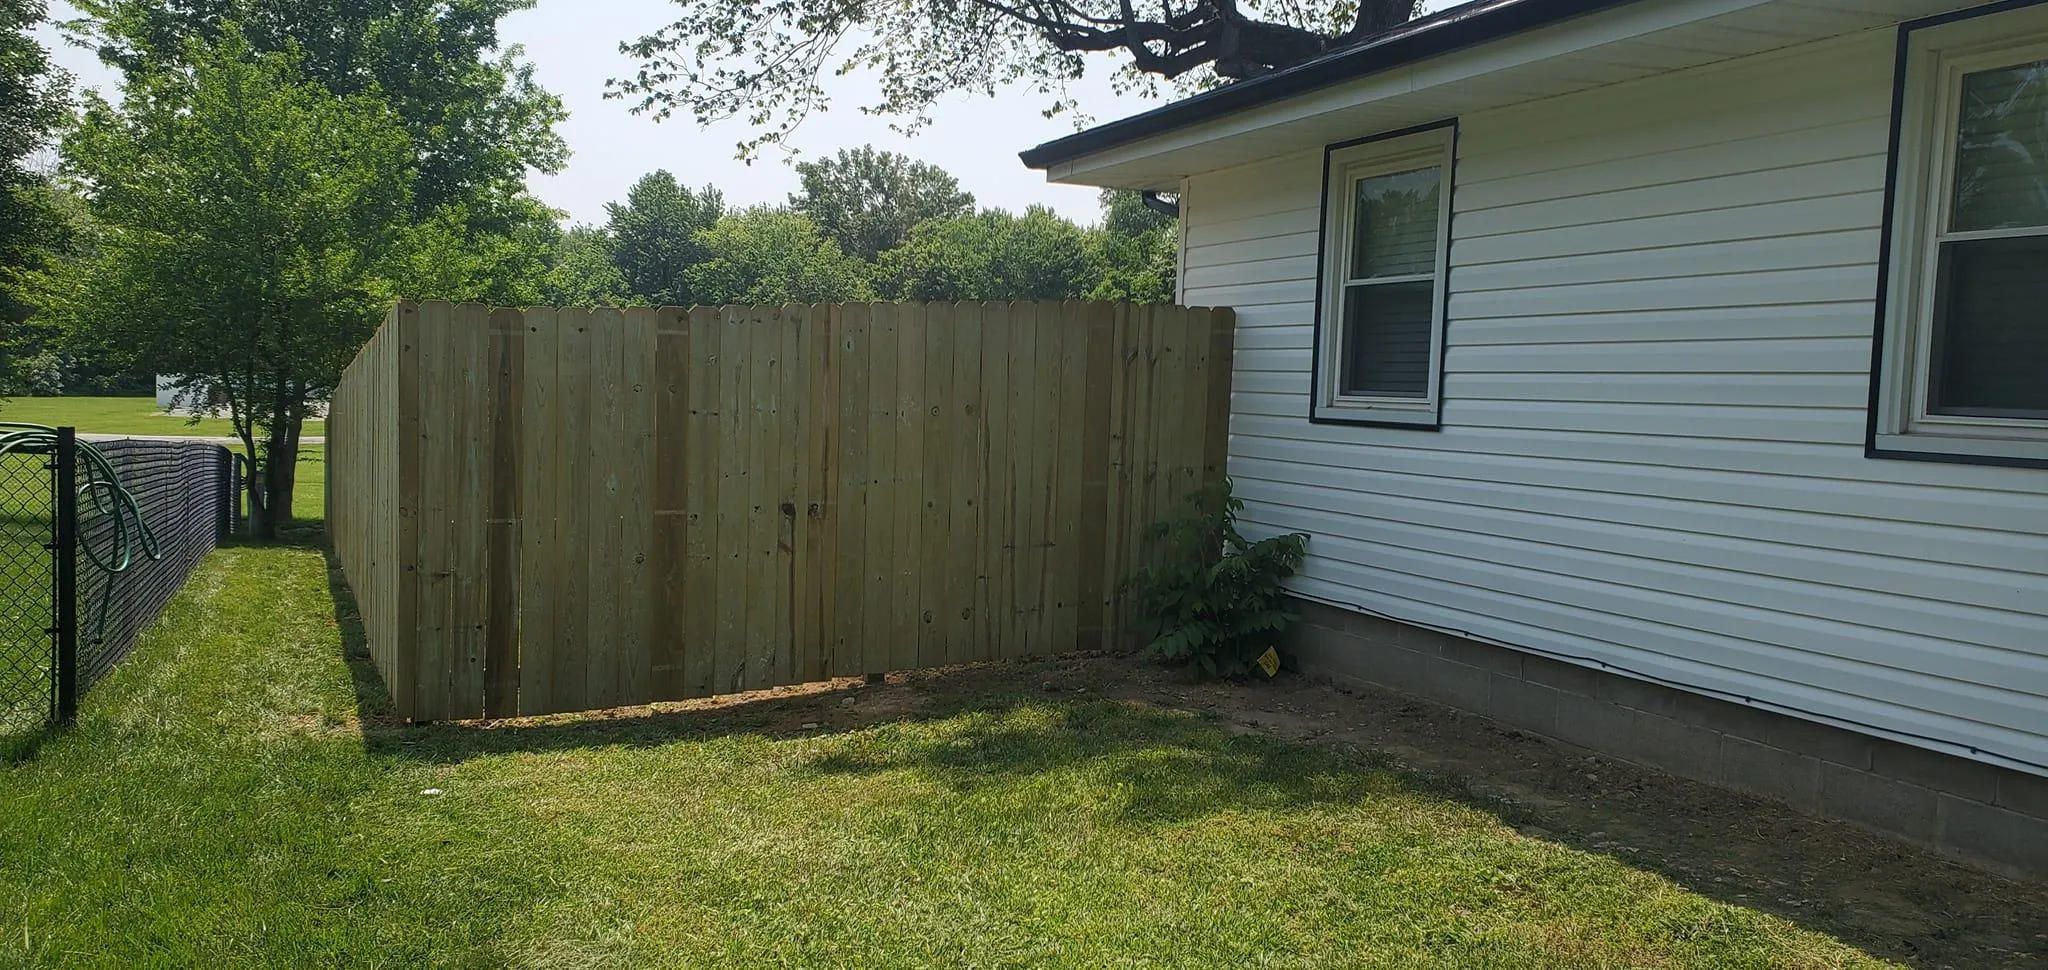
[1182,29,2048,774]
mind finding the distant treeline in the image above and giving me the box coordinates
[545,147,1177,310]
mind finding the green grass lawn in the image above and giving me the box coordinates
[289,444,325,523]
[0,544,1930,968]
[0,396,325,439]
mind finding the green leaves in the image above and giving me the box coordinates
[609,0,1421,161]
[0,0,75,390]
[605,171,724,307]
[35,28,418,531]
[791,147,974,262]
[682,206,874,305]
[70,0,565,219]
[1124,479,1309,679]
[875,205,1104,302]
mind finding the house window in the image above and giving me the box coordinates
[1875,7,2048,465]
[1314,123,1455,426]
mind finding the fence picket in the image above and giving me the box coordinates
[682,306,721,697]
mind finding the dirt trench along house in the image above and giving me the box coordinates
[1024,0,2048,878]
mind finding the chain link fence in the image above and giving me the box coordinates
[0,429,237,757]
[0,440,57,758]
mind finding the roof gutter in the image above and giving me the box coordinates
[1019,0,1650,171]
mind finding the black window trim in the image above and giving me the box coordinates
[1866,0,2048,470]
[1310,117,1461,429]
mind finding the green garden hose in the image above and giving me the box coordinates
[0,422,164,645]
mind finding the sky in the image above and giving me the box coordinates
[32,0,1161,226]
[32,0,1455,227]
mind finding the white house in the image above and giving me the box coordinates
[1025,0,2048,878]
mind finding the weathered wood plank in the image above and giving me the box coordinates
[830,304,869,677]
[1174,304,1209,508]
[552,307,594,714]
[863,302,898,675]
[412,301,452,719]
[714,306,750,696]
[393,304,422,717]
[891,302,925,673]
[485,308,523,717]
[918,302,953,669]
[1076,302,1115,653]
[618,307,657,706]
[682,306,721,697]
[798,304,834,683]
[517,307,559,713]
[447,303,491,719]
[585,306,626,709]
[981,303,1015,657]
[747,305,785,692]
[778,306,805,686]
[1123,304,1160,648]
[1010,302,1047,657]
[1202,307,1236,487]
[1048,300,1089,655]
[651,307,691,700]
[945,302,984,665]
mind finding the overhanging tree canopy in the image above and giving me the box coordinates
[613,0,1421,156]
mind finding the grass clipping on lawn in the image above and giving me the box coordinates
[0,544,2010,968]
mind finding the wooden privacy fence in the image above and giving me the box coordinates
[329,300,1235,720]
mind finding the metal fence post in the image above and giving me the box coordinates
[53,427,77,724]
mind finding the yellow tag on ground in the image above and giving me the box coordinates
[1256,646,1281,678]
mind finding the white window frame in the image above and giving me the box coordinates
[1875,7,2048,465]
[1314,124,1455,427]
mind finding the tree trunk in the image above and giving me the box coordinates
[263,443,299,528]
[244,420,304,539]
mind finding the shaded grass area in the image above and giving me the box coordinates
[0,396,327,439]
[0,544,1927,968]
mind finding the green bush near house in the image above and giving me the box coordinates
[1125,479,1309,679]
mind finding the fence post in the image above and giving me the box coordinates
[52,427,77,724]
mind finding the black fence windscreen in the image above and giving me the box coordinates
[0,429,236,757]
[75,439,236,692]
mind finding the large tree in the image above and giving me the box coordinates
[69,0,564,224]
[541,224,635,307]
[876,206,1101,302]
[613,0,1421,155]
[35,32,415,535]
[0,0,72,387]
[790,147,974,262]
[685,207,873,305]
[1090,189,1177,303]
[605,170,724,306]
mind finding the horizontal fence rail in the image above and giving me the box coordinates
[331,301,1235,721]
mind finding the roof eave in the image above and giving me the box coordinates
[1018,0,1647,171]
